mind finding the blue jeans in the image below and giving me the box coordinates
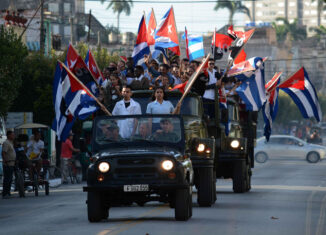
[2,165,14,196]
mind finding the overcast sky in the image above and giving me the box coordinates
[85,0,247,34]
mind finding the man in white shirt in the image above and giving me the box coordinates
[26,131,44,178]
[112,85,142,138]
[202,59,221,118]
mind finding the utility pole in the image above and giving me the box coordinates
[70,17,74,45]
[40,0,45,53]
[87,9,91,43]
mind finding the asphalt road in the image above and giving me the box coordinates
[1,158,326,235]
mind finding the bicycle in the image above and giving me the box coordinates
[67,156,82,184]
[14,164,25,198]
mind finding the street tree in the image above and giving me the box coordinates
[311,0,326,26]
[309,25,326,40]
[214,0,251,25]
[100,0,133,32]
[0,25,28,117]
[272,18,307,43]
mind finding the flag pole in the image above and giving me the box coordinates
[173,53,211,114]
[59,61,112,116]
[213,27,216,61]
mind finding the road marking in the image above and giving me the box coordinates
[316,194,326,235]
[97,204,169,235]
[216,185,326,192]
[305,191,316,235]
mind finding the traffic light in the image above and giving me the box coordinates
[3,10,27,27]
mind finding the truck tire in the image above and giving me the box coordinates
[197,168,214,207]
[233,161,247,193]
[175,186,191,221]
[88,192,104,222]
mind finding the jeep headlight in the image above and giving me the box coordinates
[230,140,240,149]
[98,162,110,173]
[161,160,174,171]
[197,143,205,152]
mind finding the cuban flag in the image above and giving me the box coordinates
[235,57,266,111]
[66,44,97,95]
[85,49,105,87]
[219,87,227,109]
[146,9,167,59]
[262,72,282,141]
[154,7,179,49]
[279,67,322,121]
[183,27,205,61]
[52,63,75,141]
[132,15,150,66]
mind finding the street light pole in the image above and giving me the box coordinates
[40,0,45,53]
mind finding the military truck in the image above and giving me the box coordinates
[134,88,255,197]
[133,90,216,206]
[206,94,255,193]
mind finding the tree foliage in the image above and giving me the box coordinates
[214,0,251,25]
[11,43,120,125]
[0,26,28,117]
[272,18,307,43]
[100,0,133,31]
[309,25,326,40]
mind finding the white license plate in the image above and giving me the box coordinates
[123,184,149,192]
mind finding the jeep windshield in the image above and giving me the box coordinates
[92,115,185,152]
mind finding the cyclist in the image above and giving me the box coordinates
[26,131,44,180]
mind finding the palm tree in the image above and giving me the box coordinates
[309,25,326,39]
[272,17,307,43]
[100,0,133,32]
[214,0,251,25]
[311,0,326,26]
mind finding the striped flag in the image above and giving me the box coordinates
[183,27,204,61]
[235,57,266,111]
[262,72,282,141]
[279,67,322,122]
[132,15,150,66]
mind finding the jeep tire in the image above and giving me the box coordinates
[88,192,105,222]
[233,161,247,193]
[175,186,191,221]
[197,168,214,207]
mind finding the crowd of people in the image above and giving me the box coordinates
[95,55,239,117]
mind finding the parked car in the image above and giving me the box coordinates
[254,135,326,163]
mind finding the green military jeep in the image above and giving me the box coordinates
[133,90,216,206]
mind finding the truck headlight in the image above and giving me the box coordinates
[98,162,110,173]
[161,160,174,171]
[197,143,205,152]
[230,140,240,149]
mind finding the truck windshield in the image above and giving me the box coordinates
[133,96,200,116]
[95,116,183,146]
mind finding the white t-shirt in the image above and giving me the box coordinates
[26,139,44,157]
[112,99,142,138]
[203,69,217,100]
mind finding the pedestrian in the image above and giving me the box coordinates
[2,130,16,199]
[60,133,80,184]
[130,65,149,90]
[112,85,142,138]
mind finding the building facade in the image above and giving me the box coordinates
[243,0,324,36]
